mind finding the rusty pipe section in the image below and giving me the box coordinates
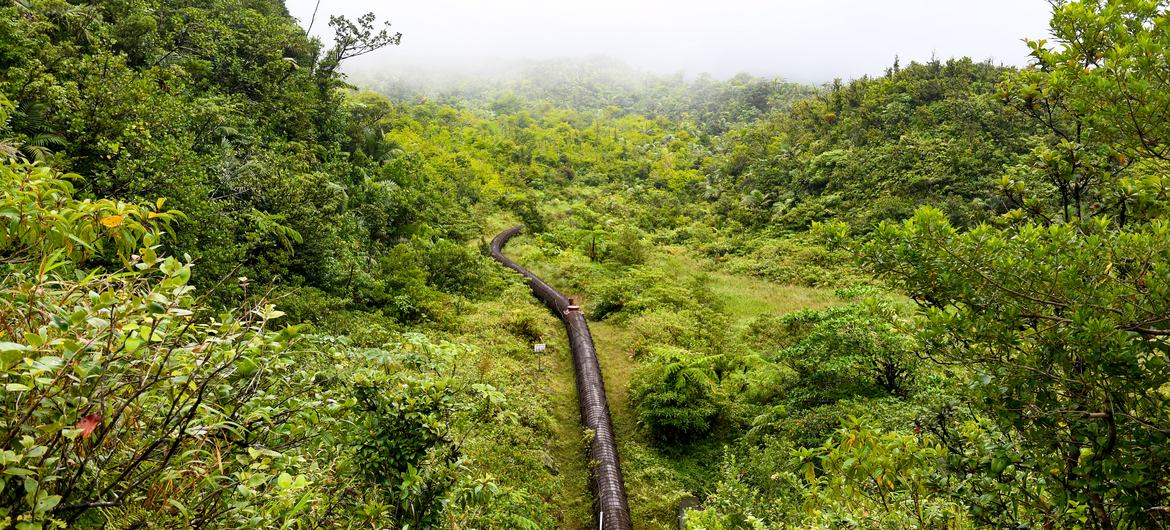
[489,225,633,530]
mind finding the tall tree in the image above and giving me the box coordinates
[865,1,1170,527]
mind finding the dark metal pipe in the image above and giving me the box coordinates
[489,225,634,530]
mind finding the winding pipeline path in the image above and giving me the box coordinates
[490,226,633,530]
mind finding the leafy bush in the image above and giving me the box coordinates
[0,161,332,527]
[866,206,1170,526]
[356,238,505,322]
[591,267,713,321]
[499,192,548,234]
[607,225,648,266]
[630,346,722,440]
[338,335,552,529]
[627,308,730,358]
[350,373,463,528]
[720,236,861,287]
[765,297,918,406]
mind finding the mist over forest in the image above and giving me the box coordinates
[2,1,1169,529]
[285,0,1053,83]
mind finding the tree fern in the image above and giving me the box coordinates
[19,133,67,162]
[245,208,305,252]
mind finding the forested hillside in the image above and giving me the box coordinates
[1,0,1168,529]
[357,57,817,133]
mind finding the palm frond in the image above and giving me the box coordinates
[15,102,49,132]
[21,144,55,162]
[27,133,66,148]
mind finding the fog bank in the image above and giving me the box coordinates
[286,0,1053,83]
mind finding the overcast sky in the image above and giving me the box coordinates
[285,0,1054,83]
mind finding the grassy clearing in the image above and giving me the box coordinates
[589,321,637,441]
[500,237,691,528]
[500,233,848,528]
[447,223,594,528]
[537,318,594,529]
[589,320,691,529]
[453,288,596,528]
[653,246,842,326]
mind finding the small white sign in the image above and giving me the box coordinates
[534,343,546,353]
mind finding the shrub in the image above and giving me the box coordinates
[350,374,462,528]
[722,236,860,287]
[628,308,729,358]
[591,268,710,321]
[363,238,503,322]
[630,346,721,440]
[0,161,332,527]
[769,302,918,406]
[607,225,648,266]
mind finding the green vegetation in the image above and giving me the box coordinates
[2,0,1169,528]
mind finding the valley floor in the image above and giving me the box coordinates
[500,233,842,528]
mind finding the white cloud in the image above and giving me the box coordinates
[287,0,1053,82]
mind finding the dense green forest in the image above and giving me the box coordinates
[1,0,1169,528]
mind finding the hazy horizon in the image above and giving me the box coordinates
[286,0,1055,84]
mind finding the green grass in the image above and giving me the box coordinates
[589,321,637,441]
[498,234,849,528]
[538,319,594,529]
[590,320,695,529]
[501,237,691,528]
[444,255,594,527]
[653,246,842,327]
